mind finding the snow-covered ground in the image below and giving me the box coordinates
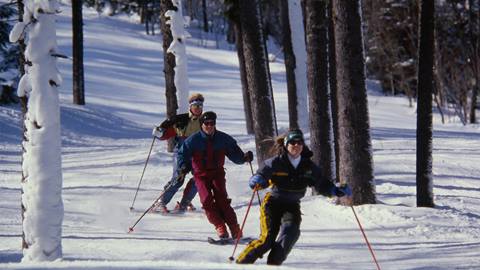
[1,3,480,270]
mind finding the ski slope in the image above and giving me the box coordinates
[1,3,479,269]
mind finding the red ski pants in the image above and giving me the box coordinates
[194,170,239,230]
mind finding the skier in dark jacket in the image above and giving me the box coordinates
[151,93,205,213]
[177,111,253,239]
[236,129,351,265]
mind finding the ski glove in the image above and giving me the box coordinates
[244,151,254,163]
[249,174,267,189]
[152,126,165,139]
[178,165,190,177]
[331,184,352,197]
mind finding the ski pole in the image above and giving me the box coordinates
[351,205,381,270]
[128,171,186,233]
[228,185,258,262]
[129,136,156,211]
[248,161,262,206]
[128,190,164,233]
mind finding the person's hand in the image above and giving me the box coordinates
[152,126,165,139]
[331,184,352,197]
[244,151,254,163]
[178,165,190,176]
[249,174,267,189]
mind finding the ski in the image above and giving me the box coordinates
[131,208,203,217]
[152,210,203,217]
[207,236,254,245]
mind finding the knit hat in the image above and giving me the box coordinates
[189,93,204,106]
[200,111,217,125]
[284,129,304,146]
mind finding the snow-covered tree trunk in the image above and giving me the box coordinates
[9,0,64,261]
[160,0,178,152]
[286,0,308,130]
[165,0,189,113]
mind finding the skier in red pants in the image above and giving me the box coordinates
[177,111,253,239]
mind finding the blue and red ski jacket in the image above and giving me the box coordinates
[177,129,246,175]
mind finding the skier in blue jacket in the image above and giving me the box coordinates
[177,111,253,239]
[236,129,351,265]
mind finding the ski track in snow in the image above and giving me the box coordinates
[1,3,480,270]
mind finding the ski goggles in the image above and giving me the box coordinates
[189,99,204,107]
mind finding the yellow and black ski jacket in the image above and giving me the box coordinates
[257,149,334,203]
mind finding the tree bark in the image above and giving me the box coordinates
[16,0,28,250]
[469,0,479,124]
[202,0,208,32]
[72,0,85,105]
[304,0,335,192]
[416,0,435,207]
[328,0,340,181]
[160,0,178,152]
[280,0,299,130]
[333,0,375,205]
[239,0,276,165]
[234,21,254,134]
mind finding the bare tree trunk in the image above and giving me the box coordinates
[186,0,194,19]
[328,0,340,181]
[160,0,178,152]
[416,0,435,208]
[202,0,208,32]
[304,0,335,192]
[239,0,276,165]
[280,0,299,130]
[227,0,254,134]
[333,0,375,205]
[258,2,278,136]
[469,0,479,124]
[72,0,85,105]
[234,22,254,134]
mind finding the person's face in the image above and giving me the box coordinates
[286,139,303,158]
[202,120,216,135]
[190,103,203,116]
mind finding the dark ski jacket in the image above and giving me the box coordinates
[258,149,334,203]
[158,112,201,150]
[177,129,246,176]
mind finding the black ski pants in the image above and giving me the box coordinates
[236,192,301,265]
